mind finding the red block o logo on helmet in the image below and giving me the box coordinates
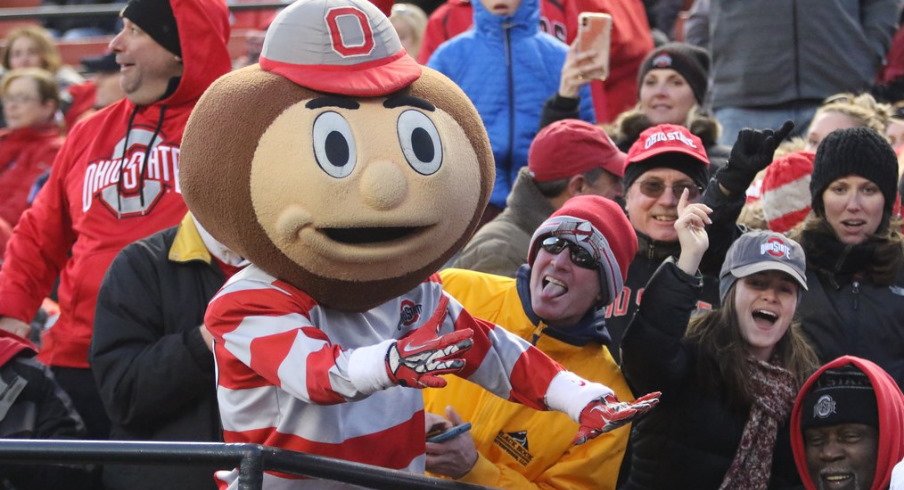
[258,0,422,97]
[326,7,375,57]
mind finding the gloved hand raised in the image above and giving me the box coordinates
[385,295,473,388]
[573,391,661,445]
[717,120,795,195]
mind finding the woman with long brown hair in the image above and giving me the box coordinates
[620,191,819,489]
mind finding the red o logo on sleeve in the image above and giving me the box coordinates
[325,7,375,57]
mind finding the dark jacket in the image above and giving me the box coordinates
[709,0,899,109]
[796,221,904,389]
[620,259,802,489]
[0,332,92,490]
[91,215,226,490]
[603,233,720,363]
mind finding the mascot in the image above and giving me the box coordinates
[179,0,659,486]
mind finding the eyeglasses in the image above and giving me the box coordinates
[636,179,702,200]
[0,94,40,105]
[540,237,597,269]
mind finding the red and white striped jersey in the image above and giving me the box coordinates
[206,265,603,488]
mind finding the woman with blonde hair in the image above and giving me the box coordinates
[3,26,84,89]
[2,25,85,127]
[804,92,892,151]
[390,3,428,60]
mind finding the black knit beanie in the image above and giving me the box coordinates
[121,0,181,57]
[810,127,898,221]
[800,367,878,431]
[637,42,710,105]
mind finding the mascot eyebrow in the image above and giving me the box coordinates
[383,94,435,112]
[303,94,435,112]
[305,96,360,110]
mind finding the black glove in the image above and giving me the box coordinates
[717,120,795,195]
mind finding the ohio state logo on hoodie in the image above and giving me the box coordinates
[82,127,180,218]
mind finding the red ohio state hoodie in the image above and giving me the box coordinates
[0,0,232,369]
[790,356,904,490]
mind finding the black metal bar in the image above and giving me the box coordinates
[0,2,286,21]
[260,446,486,489]
[0,440,487,489]
[237,445,264,490]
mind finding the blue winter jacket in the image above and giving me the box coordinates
[427,0,595,209]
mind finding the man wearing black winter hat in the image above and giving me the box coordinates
[791,356,904,490]
[0,0,232,487]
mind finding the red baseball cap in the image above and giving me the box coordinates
[528,119,626,182]
[259,0,421,97]
[626,124,710,166]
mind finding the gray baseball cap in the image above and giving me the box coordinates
[719,230,808,301]
[259,0,422,97]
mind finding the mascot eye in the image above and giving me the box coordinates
[397,110,442,175]
[313,111,357,178]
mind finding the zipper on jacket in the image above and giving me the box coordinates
[647,239,656,260]
[852,280,860,310]
[503,20,514,188]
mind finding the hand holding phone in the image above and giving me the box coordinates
[426,422,472,443]
[576,12,612,81]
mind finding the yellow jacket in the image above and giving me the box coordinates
[425,268,633,489]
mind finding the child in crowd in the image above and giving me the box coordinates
[427,0,594,221]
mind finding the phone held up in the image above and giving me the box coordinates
[577,12,612,81]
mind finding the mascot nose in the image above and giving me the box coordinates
[359,160,409,210]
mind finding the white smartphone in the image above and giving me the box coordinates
[577,12,612,81]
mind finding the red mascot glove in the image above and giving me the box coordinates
[385,295,473,388]
[573,391,661,445]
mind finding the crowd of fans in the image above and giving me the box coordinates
[2,0,904,488]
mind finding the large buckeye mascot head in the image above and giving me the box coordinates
[179,0,493,311]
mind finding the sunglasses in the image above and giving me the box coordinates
[540,237,597,269]
[636,179,702,200]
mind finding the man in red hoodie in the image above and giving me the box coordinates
[791,356,904,490]
[0,0,232,440]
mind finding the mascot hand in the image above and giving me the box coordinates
[573,391,661,445]
[385,296,473,388]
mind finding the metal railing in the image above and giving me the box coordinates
[0,2,287,21]
[0,439,487,490]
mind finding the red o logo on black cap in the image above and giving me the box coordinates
[326,7,375,57]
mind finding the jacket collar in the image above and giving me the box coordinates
[503,168,556,235]
[168,213,211,264]
[473,0,539,40]
[635,230,679,261]
[514,264,611,346]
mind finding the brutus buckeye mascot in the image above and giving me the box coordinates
[178,0,659,486]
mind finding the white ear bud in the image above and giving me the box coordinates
[175,55,182,62]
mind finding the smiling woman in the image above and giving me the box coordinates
[620,201,819,489]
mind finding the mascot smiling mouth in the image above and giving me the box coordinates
[322,226,431,244]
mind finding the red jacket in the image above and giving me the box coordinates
[0,124,62,228]
[0,0,232,369]
[417,0,652,122]
[791,356,904,490]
